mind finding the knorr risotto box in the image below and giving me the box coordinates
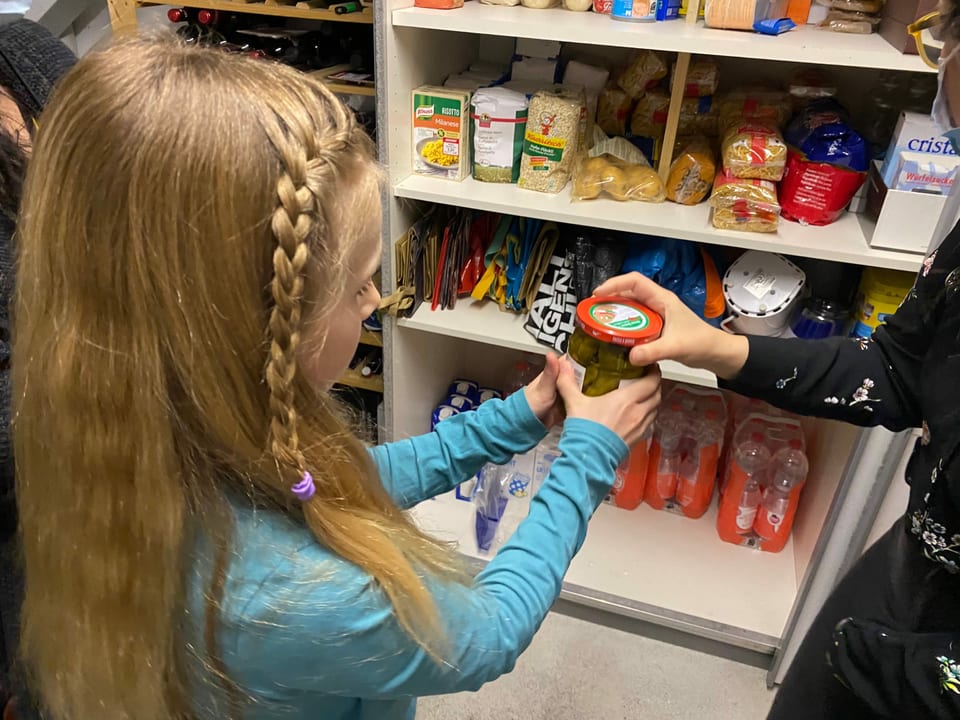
[412,86,471,182]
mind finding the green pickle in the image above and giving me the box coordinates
[567,297,663,397]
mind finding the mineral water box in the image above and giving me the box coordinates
[881,111,957,188]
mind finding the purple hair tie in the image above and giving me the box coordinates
[292,471,316,502]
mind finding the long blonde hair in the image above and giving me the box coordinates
[14,36,456,720]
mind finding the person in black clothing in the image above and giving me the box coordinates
[0,18,75,720]
[598,11,960,718]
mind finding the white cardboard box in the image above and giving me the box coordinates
[862,161,945,255]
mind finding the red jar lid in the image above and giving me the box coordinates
[575,297,663,347]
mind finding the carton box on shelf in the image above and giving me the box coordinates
[863,161,946,254]
[879,0,937,54]
[412,86,471,182]
[881,111,957,189]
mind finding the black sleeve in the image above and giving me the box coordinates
[719,230,958,432]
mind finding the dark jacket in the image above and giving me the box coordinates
[724,220,960,718]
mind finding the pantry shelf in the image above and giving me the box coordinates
[398,301,718,388]
[337,368,384,392]
[391,5,933,74]
[137,0,375,23]
[394,174,924,272]
[413,491,797,650]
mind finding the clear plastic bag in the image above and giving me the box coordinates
[520,0,560,7]
[819,9,881,33]
[473,464,510,553]
[710,168,780,211]
[573,153,666,202]
[712,205,780,233]
[666,136,717,205]
[676,59,720,98]
[718,90,792,131]
[630,90,670,137]
[597,85,634,137]
[616,50,668,100]
[721,121,787,181]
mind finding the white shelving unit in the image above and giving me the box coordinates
[375,0,927,684]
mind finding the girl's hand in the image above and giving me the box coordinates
[557,360,661,447]
[594,273,749,381]
[524,353,564,428]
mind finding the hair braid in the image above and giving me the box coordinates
[266,143,315,479]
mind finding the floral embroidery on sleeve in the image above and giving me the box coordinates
[938,656,960,695]
[775,368,798,390]
[924,250,937,277]
[824,379,879,412]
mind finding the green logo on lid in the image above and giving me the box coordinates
[590,302,649,331]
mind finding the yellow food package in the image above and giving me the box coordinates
[721,121,787,181]
[573,154,665,203]
[666,136,716,205]
[674,59,720,98]
[717,90,791,134]
[710,168,780,210]
[616,50,668,100]
[712,206,780,233]
[630,90,670,137]
[412,85,471,181]
[597,85,634,137]
[678,96,720,137]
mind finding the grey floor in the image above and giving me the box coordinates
[419,602,776,720]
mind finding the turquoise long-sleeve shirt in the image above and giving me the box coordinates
[185,391,627,719]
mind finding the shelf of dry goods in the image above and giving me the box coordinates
[138,0,375,23]
[399,301,718,387]
[394,175,924,272]
[392,4,933,73]
[413,491,798,650]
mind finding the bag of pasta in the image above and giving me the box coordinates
[722,121,787,181]
[718,90,792,132]
[573,132,665,202]
[710,169,780,233]
[616,50,669,100]
[675,59,720,98]
[597,85,634,137]
[629,90,670,137]
[678,96,720,136]
[666,136,716,205]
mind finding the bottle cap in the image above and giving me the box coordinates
[197,9,215,23]
[167,8,186,22]
[574,297,663,348]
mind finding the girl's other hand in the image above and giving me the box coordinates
[524,353,564,428]
[556,360,661,448]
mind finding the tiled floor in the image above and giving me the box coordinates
[418,604,776,720]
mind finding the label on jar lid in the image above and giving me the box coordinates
[575,297,663,347]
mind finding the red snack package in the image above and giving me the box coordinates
[779,150,866,226]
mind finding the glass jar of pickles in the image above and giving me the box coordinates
[567,297,663,397]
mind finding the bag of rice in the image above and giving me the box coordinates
[721,121,787,181]
[471,87,529,183]
[616,50,668,100]
[519,87,586,194]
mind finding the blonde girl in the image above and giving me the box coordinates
[13,37,660,720]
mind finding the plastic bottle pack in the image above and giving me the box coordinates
[716,410,808,553]
[641,386,727,518]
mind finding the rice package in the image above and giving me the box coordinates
[471,87,529,183]
[519,87,586,194]
[780,99,869,226]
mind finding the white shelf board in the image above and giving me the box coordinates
[392,5,933,74]
[394,174,924,272]
[413,491,796,645]
[399,300,718,387]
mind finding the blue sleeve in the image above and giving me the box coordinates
[370,391,547,509]
[231,419,627,699]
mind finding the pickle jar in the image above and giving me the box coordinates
[567,297,663,397]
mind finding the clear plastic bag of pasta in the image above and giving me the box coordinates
[712,205,780,233]
[717,90,792,131]
[616,50,668,100]
[710,168,780,211]
[573,153,666,202]
[819,9,881,33]
[722,121,787,181]
[597,85,634,137]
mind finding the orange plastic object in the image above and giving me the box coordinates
[676,443,719,519]
[786,0,811,24]
[415,0,464,8]
[611,441,650,510]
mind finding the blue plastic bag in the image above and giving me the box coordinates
[621,236,707,319]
